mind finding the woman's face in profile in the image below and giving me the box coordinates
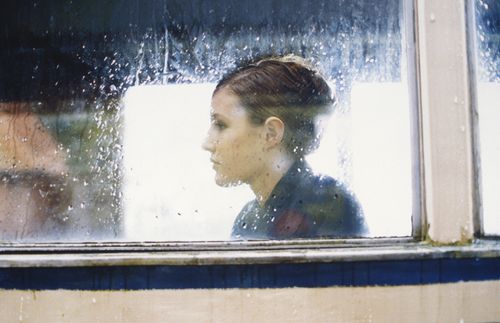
[203,87,267,186]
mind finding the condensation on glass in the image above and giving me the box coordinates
[474,0,500,235]
[0,0,413,242]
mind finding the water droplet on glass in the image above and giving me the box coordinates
[38,189,48,198]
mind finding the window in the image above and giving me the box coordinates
[0,0,497,282]
[0,0,416,242]
[472,0,500,235]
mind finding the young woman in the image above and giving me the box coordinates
[203,55,367,240]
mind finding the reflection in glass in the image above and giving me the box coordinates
[0,103,70,240]
[0,0,412,241]
[474,0,500,235]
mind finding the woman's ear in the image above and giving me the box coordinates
[263,116,285,149]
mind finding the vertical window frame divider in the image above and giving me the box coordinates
[407,0,425,240]
[414,0,475,243]
[464,0,485,238]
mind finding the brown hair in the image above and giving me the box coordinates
[214,55,335,158]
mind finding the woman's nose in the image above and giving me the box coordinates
[202,132,215,152]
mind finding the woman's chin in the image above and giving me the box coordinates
[215,174,242,187]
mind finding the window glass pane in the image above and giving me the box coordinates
[0,0,413,242]
[474,0,500,235]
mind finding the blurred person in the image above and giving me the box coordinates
[203,55,367,240]
[0,102,71,241]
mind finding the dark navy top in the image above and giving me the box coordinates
[231,160,367,240]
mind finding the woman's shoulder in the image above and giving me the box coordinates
[299,171,351,200]
[296,171,368,237]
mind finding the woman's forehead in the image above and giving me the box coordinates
[211,89,247,119]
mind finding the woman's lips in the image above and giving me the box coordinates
[210,159,221,169]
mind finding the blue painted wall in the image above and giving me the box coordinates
[1,257,499,290]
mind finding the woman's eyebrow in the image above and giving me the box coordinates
[210,112,225,121]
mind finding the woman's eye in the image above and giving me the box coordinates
[213,120,227,130]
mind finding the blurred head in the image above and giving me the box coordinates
[203,55,335,186]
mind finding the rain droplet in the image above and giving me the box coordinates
[38,189,48,198]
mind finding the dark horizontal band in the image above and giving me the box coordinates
[1,257,499,290]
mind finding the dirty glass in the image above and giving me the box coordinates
[474,0,500,235]
[0,0,413,242]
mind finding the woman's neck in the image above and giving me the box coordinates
[249,155,295,207]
